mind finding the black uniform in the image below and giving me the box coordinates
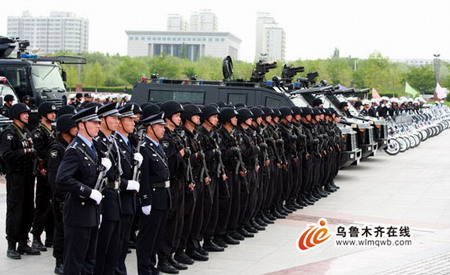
[137,137,171,275]
[56,135,101,275]
[115,132,139,275]
[93,131,122,275]
[0,123,36,244]
[47,135,69,267]
[0,103,11,117]
[31,123,56,245]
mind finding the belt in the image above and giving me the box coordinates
[105,180,120,190]
[152,180,170,188]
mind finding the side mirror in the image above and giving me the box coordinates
[61,70,67,82]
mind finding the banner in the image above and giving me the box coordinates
[435,83,448,100]
[404,82,418,97]
[371,88,381,99]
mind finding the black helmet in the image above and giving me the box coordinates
[249,107,264,119]
[181,104,202,121]
[8,102,30,120]
[22,95,31,101]
[237,108,253,124]
[129,102,143,115]
[38,101,58,117]
[301,107,312,116]
[56,114,77,133]
[272,108,282,118]
[354,101,363,108]
[57,105,77,117]
[200,104,220,122]
[142,104,160,119]
[339,101,349,109]
[279,106,293,118]
[312,98,323,107]
[219,107,238,124]
[4,94,14,102]
[261,106,274,118]
[235,103,247,108]
[291,106,302,116]
[160,100,184,119]
[312,108,322,116]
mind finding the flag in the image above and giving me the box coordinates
[405,82,418,97]
[371,88,381,99]
[435,83,448,100]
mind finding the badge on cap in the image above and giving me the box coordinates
[162,141,170,149]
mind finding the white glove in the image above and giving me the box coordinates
[142,205,152,215]
[101,158,112,172]
[89,189,103,205]
[134,153,143,167]
[127,180,140,192]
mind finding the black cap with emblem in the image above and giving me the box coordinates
[98,102,120,117]
[119,103,138,118]
[71,105,101,123]
[141,111,166,126]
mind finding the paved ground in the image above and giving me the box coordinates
[0,129,450,274]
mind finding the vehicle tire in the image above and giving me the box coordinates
[398,137,407,152]
[414,134,421,147]
[408,136,416,148]
[385,139,400,155]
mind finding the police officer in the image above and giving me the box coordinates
[182,104,211,262]
[47,114,78,274]
[215,107,247,244]
[198,104,227,252]
[157,101,188,273]
[0,94,14,117]
[93,102,130,275]
[31,101,58,251]
[136,110,171,275]
[56,105,104,274]
[71,93,83,109]
[1,103,40,259]
[80,93,93,109]
[115,103,143,275]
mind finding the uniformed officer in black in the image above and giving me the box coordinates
[1,103,40,259]
[136,110,171,275]
[0,94,14,117]
[93,102,128,275]
[56,105,103,275]
[47,114,78,274]
[198,104,227,252]
[115,103,143,275]
[71,93,83,109]
[157,101,189,272]
[31,101,58,251]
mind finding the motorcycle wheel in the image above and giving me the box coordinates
[385,139,400,155]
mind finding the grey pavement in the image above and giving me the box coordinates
[1,129,450,274]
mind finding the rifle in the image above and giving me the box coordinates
[132,127,145,181]
[94,132,117,191]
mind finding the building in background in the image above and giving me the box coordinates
[255,13,285,62]
[190,10,218,32]
[126,31,241,61]
[7,11,89,54]
[391,58,450,67]
[167,14,188,31]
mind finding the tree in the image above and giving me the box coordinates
[116,57,147,84]
[405,65,436,94]
[82,62,106,87]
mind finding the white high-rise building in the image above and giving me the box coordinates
[7,11,89,54]
[190,10,218,32]
[255,13,285,61]
[167,14,188,31]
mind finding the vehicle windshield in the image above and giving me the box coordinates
[31,64,65,90]
[0,84,18,102]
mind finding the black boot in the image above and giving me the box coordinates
[213,236,228,248]
[203,239,224,252]
[174,251,195,265]
[32,235,47,252]
[251,219,266,231]
[196,246,209,256]
[17,241,40,255]
[157,256,179,274]
[237,227,254,238]
[223,233,240,244]
[168,255,187,270]
[186,249,209,261]
[6,241,21,260]
[54,258,64,274]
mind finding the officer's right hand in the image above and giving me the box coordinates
[101,158,112,172]
[126,180,140,192]
[142,205,152,215]
[89,189,103,205]
[24,148,36,154]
